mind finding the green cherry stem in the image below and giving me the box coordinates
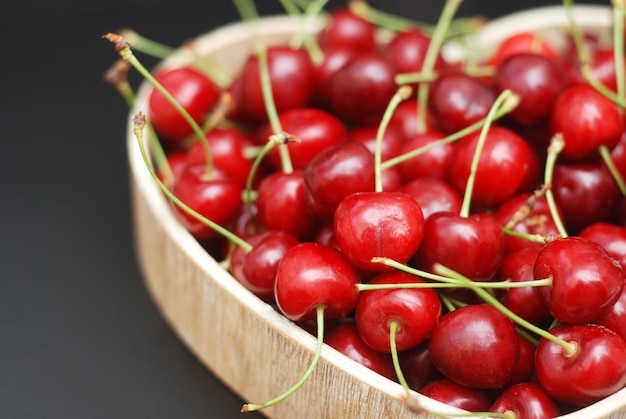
[380,95,518,170]
[241,305,326,412]
[389,320,410,397]
[132,112,252,252]
[103,33,215,180]
[433,263,577,356]
[543,134,569,238]
[416,0,463,134]
[118,28,176,59]
[459,89,516,218]
[375,85,413,192]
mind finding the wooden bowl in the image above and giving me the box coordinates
[127,5,626,418]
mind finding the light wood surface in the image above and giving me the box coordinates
[127,7,626,418]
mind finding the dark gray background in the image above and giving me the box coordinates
[0,1,606,418]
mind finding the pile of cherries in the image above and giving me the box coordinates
[107,1,626,417]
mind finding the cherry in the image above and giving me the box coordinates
[428,303,520,390]
[550,84,624,161]
[398,341,441,391]
[388,99,434,140]
[534,323,626,406]
[397,130,456,182]
[489,382,560,419]
[235,46,315,123]
[383,28,446,84]
[255,171,319,241]
[397,177,462,220]
[593,282,626,343]
[148,66,220,145]
[325,50,397,124]
[346,124,403,163]
[427,71,496,135]
[324,322,396,381]
[579,222,626,271]
[260,106,347,171]
[491,52,565,126]
[533,236,624,324]
[317,8,376,52]
[488,31,559,68]
[274,242,360,322]
[504,332,537,387]
[414,211,505,281]
[312,46,359,109]
[334,191,425,272]
[171,163,243,241]
[552,160,622,234]
[447,125,540,208]
[355,271,441,353]
[419,378,492,412]
[230,230,300,302]
[303,141,375,221]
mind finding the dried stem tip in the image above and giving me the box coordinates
[102,33,131,53]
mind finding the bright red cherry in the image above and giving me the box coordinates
[579,222,626,272]
[419,378,492,412]
[490,383,560,419]
[317,8,376,52]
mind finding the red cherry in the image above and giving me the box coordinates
[414,212,505,282]
[427,71,496,135]
[534,323,626,406]
[550,84,623,161]
[388,99,434,139]
[236,46,315,122]
[397,177,462,220]
[261,107,347,171]
[447,125,540,208]
[533,236,624,324]
[148,66,220,145]
[230,230,300,302]
[355,271,441,353]
[334,191,425,272]
[171,164,242,241]
[504,333,537,387]
[594,283,626,343]
[428,304,520,389]
[317,8,376,52]
[255,171,319,241]
[312,47,359,108]
[579,222,626,272]
[488,32,559,68]
[419,378,492,412]
[383,28,446,84]
[326,51,397,124]
[398,130,455,182]
[399,341,441,391]
[274,242,360,322]
[324,322,396,381]
[489,383,560,419]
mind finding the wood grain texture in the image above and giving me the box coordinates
[127,8,626,419]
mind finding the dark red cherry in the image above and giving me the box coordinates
[428,71,496,135]
[429,304,520,389]
[594,283,626,343]
[491,52,565,126]
[419,379,492,412]
[261,107,347,171]
[533,236,624,324]
[355,271,441,353]
[504,333,537,387]
[346,124,403,163]
[490,383,560,419]
[148,66,220,145]
[317,8,376,52]
[171,164,243,240]
[383,28,446,83]
[534,323,626,406]
[398,130,455,182]
[230,230,300,302]
[274,242,360,322]
[324,322,396,381]
[255,171,319,241]
[388,99,435,139]
[236,46,315,122]
[334,191,425,272]
[304,141,375,221]
[415,212,505,281]
[312,47,359,108]
[550,84,623,161]
[399,341,441,391]
[326,51,397,124]
[448,125,540,208]
[579,222,626,271]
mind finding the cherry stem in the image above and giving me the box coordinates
[381,96,517,170]
[118,28,176,59]
[241,305,326,412]
[459,89,516,218]
[132,112,252,252]
[416,0,463,134]
[599,145,626,195]
[245,133,301,235]
[103,59,175,187]
[287,0,328,65]
[375,85,413,192]
[366,257,553,290]
[502,228,558,246]
[433,263,577,357]
[395,65,494,85]
[543,134,569,238]
[502,184,548,230]
[103,33,215,180]
[389,320,410,397]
